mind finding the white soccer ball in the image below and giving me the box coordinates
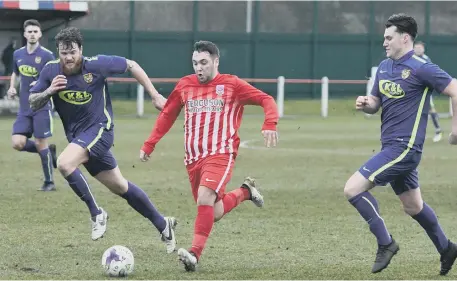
[101,245,134,277]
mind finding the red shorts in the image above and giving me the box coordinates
[186,154,235,202]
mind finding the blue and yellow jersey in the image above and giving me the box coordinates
[371,50,452,151]
[30,55,128,137]
[13,45,55,113]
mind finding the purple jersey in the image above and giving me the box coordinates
[371,50,452,151]
[30,55,127,137]
[13,45,55,114]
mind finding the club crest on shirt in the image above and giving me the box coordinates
[35,56,41,64]
[215,85,224,96]
[401,69,410,80]
[84,73,93,84]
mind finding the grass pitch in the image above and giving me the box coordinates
[1,98,457,279]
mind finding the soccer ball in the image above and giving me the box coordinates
[101,245,134,277]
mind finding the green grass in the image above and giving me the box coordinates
[1,99,457,279]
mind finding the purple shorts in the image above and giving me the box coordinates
[68,125,117,177]
[359,143,421,195]
[12,109,53,139]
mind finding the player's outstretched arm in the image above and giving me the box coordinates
[126,59,166,111]
[140,89,183,161]
[235,78,279,147]
[440,79,457,144]
[29,75,66,111]
[355,95,381,114]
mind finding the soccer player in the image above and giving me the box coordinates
[414,41,443,142]
[345,14,457,275]
[7,19,57,191]
[28,27,177,253]
[140,40,279,271]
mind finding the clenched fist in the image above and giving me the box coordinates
[355,96,368,110]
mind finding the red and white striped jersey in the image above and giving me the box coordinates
[142,73,278,165]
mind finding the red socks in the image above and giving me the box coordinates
[190,188,250,260]
[222,187,250,215]
[191,205,214,259]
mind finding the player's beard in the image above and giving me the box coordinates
[62,59,82,75]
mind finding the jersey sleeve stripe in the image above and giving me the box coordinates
[45,59,60,66]
[412,55,426,63]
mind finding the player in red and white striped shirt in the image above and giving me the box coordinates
[140,40,279,271]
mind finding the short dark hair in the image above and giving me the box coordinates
[55,27,83,50]
[385,13,418,40]
[23,19,41,30]
[193,40,220,58]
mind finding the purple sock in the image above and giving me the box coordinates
[38,148,53,183]
[65,169,101,217]
[430,112,441,132]
[21,139,37,153]
[349,191,392,245]
[121,182,166,233]
[412,202,449,254]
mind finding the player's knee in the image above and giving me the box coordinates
[399,189,423,216]
[109,179,128,195]
[343,182,356,199]
[402,200,423,216]
[344,172,369,199]
[403,204,422,216]
[11,138,25,151]
[344,177,360,199]
[57,156,75,175]
[196,186,217,206]
[197,195,216,206]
